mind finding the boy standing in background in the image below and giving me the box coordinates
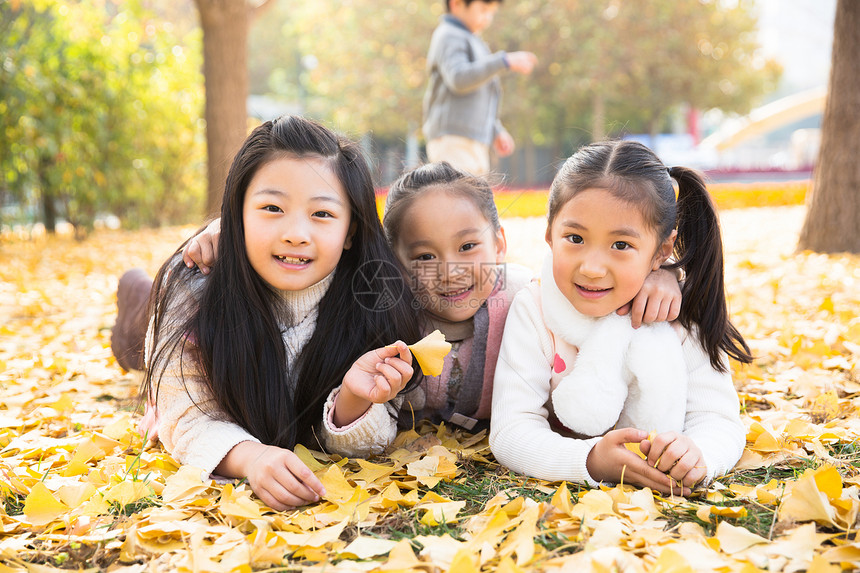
[423,0,537,175]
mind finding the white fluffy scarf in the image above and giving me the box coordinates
[541,256,688,436]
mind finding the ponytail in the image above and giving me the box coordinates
[670,166,752,371]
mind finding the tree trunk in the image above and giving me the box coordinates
[38,155,57,233]
[798,0,860,253]
[194,0,251,218]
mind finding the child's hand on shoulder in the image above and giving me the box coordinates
[586,428,692,496]
[182,218,221,274]
[640,431,706,490]
[616,267,682,328]
[334,342,413,427]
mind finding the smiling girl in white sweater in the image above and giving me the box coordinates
[490,140,752,495]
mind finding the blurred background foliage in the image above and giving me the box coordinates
[0,0,204,235]
[1,0,780,233]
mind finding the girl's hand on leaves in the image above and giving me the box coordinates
[182,218,221,274]
[616,267,682,328]
[334,342,413,427]
[640,432,707,490]
[233,442,325,512]
[586,428,692,496]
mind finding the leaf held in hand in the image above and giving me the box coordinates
[408,330,452,377]
[624,430,657,460]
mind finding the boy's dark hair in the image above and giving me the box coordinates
[145,115,421,449]
[446,0,502,11]
[383,161,501,248]
[547,140,752,372]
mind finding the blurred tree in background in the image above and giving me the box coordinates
[0,0,204,235]
[277,2,437,138]
[1,0,780,232]
[247,0,778,176]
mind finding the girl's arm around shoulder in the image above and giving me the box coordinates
[489,288,601,485]
[679,328,747,482]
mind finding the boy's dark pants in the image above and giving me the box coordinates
[111,268,153,372]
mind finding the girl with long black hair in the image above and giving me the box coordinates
[142,116,421,511]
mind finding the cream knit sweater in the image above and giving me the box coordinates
[149,269,397,479]
[489,276,746,487]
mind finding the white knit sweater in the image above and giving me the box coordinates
[149,269,397,479]
[489,276,745,487]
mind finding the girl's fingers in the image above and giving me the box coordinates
[200,239,215,268]
[655,299,671,323]
[384,357,414,382]
[263,478,312,509]
[680,465,708,489]
[368,374,393,402]
[597,428,649,461]
[642,298,669,324]
[375,362,402,385]
[629,296,647,328]
[385,340,412,364]
[646,432,677,467]
[666,450,706,487]
[284,456,326,499]
[376,343,402,361]
[182,243,195,267]
[627,455,673,485]
[611,427,649,446]
[277,462,325,503]
[256,488,290,512]
[657,441,689,474]
[209,232,219,262]
[272,467,321,505]
[667,296,682,322]
[183,239,202,268]
[623,466,690,496]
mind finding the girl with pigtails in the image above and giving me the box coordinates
[490,140,752,495]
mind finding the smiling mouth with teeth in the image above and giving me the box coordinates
[439,285,472,297]
[276,255,311,264]
[577,284,609,292]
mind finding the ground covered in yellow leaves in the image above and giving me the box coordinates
[1,205,859,572]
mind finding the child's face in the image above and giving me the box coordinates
[394,189,506,323]
[451,0,499,35]
[546,188,675,318]
[243,156,354,292]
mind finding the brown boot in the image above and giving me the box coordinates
[111,268,153,372]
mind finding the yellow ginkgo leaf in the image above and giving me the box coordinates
[408,330,452,377]
[23,482,69,526]
[624,442,647,460]
[624,430,656,460]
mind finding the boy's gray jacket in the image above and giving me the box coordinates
[422,15,509,146]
